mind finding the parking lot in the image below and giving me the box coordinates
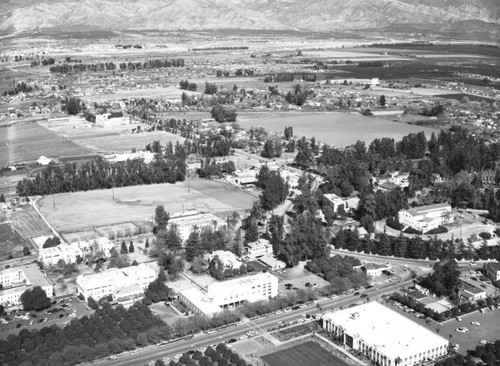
[0,296,92,339]
[439,307,500,353]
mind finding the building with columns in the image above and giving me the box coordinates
[322,302,449,366]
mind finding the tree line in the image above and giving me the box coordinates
[48,58,185,73]
[0,301,173,366]
[16,152,186,196]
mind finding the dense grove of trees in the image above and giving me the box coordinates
[16,152,186,196]
[419,259,461,298]
[261,138,282,159]
[179,80,197,91]
[305,255,367,292]
[197,158,236,178]
[42,236,61,249]
[49,58,185,73]
[2,82,34,96]
[255,165,289,210]
[210,104,237,123]
[0,301,172,366]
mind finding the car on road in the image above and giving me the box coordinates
[174,354,182,359]
[471,321,480,326]
[360,294,368,298]
[456,327,468,333]
[452,344,460,351]
[162,357,170,362]
[353,291,360,295]
[480,340,489,345]
[106,356,117,361]
[239,335,248,340]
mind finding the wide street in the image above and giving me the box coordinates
[85,279,412,366]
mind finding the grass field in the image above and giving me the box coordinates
[76,130,184,154]
[262,341,349,366]
[237,111,436,146]
[0,122,94,166]
[38,180,257,233]
[80,86,200,103]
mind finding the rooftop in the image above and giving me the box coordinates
[406,203,451,216]
[322,302,448,359]
[179,287,223,316]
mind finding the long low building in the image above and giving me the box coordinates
[398,203,452,232]
[76,264,156,306]
[179,272,278,317]
[0,264,53,307]
[322,302,449,366]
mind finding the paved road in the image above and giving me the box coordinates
[85,279,411,366]
[329,248,496,269]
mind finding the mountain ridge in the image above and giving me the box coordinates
[1,0,499,38]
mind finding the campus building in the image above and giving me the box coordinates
[398,203,452,232]
[168,210,226,241]
[0,264,53,307]
[37,236,115,267]
[209,250,242,269]
[76,264,156,306]
[245,239,273,259]
[322,302,449,366]
[484,262,500,281]
[179,272,278,316]
[323,193,360,213]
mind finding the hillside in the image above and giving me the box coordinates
[0,0,499,38]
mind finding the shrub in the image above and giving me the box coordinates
[425,226,448,235]
[403,227,422,235]
[386,217,404,231]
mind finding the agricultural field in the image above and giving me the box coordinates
[37,180,257,233]
[237,111,436,146]
[0,122,94,166]
[0,222,26,260]
[262,341,349,366]
[5,205,52,242]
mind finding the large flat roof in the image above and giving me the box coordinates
[180,287,222,315]
[323,302,448,359]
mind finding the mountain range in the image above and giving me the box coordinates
[1,0,499,39]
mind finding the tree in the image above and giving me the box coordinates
[145,238,150,248]
[129,241,135,253]
[0,194,4,203]
[120,241,128,254]
[379,95,386,106]
[66,97,81,115]
[23,245,31,256]
[154,205,170,233]
[20,286,51,311]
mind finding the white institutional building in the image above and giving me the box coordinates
[398,203,452,232]
[322,302,449,366]
[76,264,156,306]
[168,210,226,241]
[0,264,53,307]
[37,236,115,267]
[179,272,278,316]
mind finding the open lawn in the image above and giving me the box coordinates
[262,341,349,366]
[236,111,436,146]
[38,180,257,233]
[0,122,94,166]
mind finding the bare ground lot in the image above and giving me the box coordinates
[37,180,257,233]
[0,122,94,166]
[236,111,437,146]
[0,222,26,260]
